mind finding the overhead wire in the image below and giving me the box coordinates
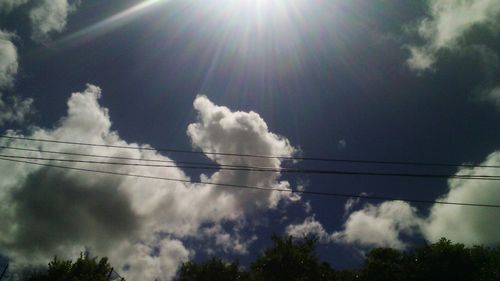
[2,135,499,208]
[0,145,264,169]
[2,135,500,169]
[0,157,499,208]
[0,153,499,180]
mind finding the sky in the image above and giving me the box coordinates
[0,0,500,279]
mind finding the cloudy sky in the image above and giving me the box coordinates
[0,0,500,279]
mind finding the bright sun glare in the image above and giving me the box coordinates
[55,0,321,69]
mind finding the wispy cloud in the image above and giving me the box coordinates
[0,93,33,126]
[0,0,29,13]
[406,0,500,71]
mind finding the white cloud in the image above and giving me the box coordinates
[332,201,422,250]
[0,0,78,42]
[0,30,34,126]
[286,216,329,242]
[286,199,424,249]
[0,85,298,280]
[0,0,29,13]
[407,46,435,72]
[422,151,500,245]
[187,95,299,211]
[0,30,17,88]
[29,0,79,42]
[406,0,500,71]
[333,151,500,250]
[110,239,192,281]
[200,224,257,255]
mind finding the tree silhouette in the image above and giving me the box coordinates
[23,253,113,281]
[360,248,404,281]
[176,257,249,281]
[15,236,500,281]
[402,238,500,281]
[176,236,500,281]
[250,235,335,281]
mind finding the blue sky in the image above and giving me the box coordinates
[0,0,500,279]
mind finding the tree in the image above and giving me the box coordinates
[23,253,113,281]
[469,245,500,281]
[176,258,249,281]
[403,238,500,281]
[359,248,403,281]
[330,269,359,281]
[250,235,332,281]
[175,236,500,281]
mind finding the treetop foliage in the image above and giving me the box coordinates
[176,236,500,281]
[23,253,113,281]
[17,236,500,281]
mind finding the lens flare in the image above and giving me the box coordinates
[53,0,165,47]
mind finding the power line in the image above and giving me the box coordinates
[0,153,268,170]
[0,157,499,208]
[2,135,499,169]
[0,145,183,163]
[0,153,499,180]
[0,145,263,169]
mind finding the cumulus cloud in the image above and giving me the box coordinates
[0,85,298,280]
[332,151,500,250]
[187,95,299,211]
[29,0,79,42]
[332,201,422,250]
[286,216,329,242]
[0,0,78,42]
[287,199,424,249]
[0,30,17,88]
[406,0,500,71]
[422,151,500,245]
[110,239,192,281]
[0,30,34,126]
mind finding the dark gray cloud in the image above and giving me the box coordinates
[2,167,139,262]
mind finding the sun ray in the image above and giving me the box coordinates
[53,0,166,48]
